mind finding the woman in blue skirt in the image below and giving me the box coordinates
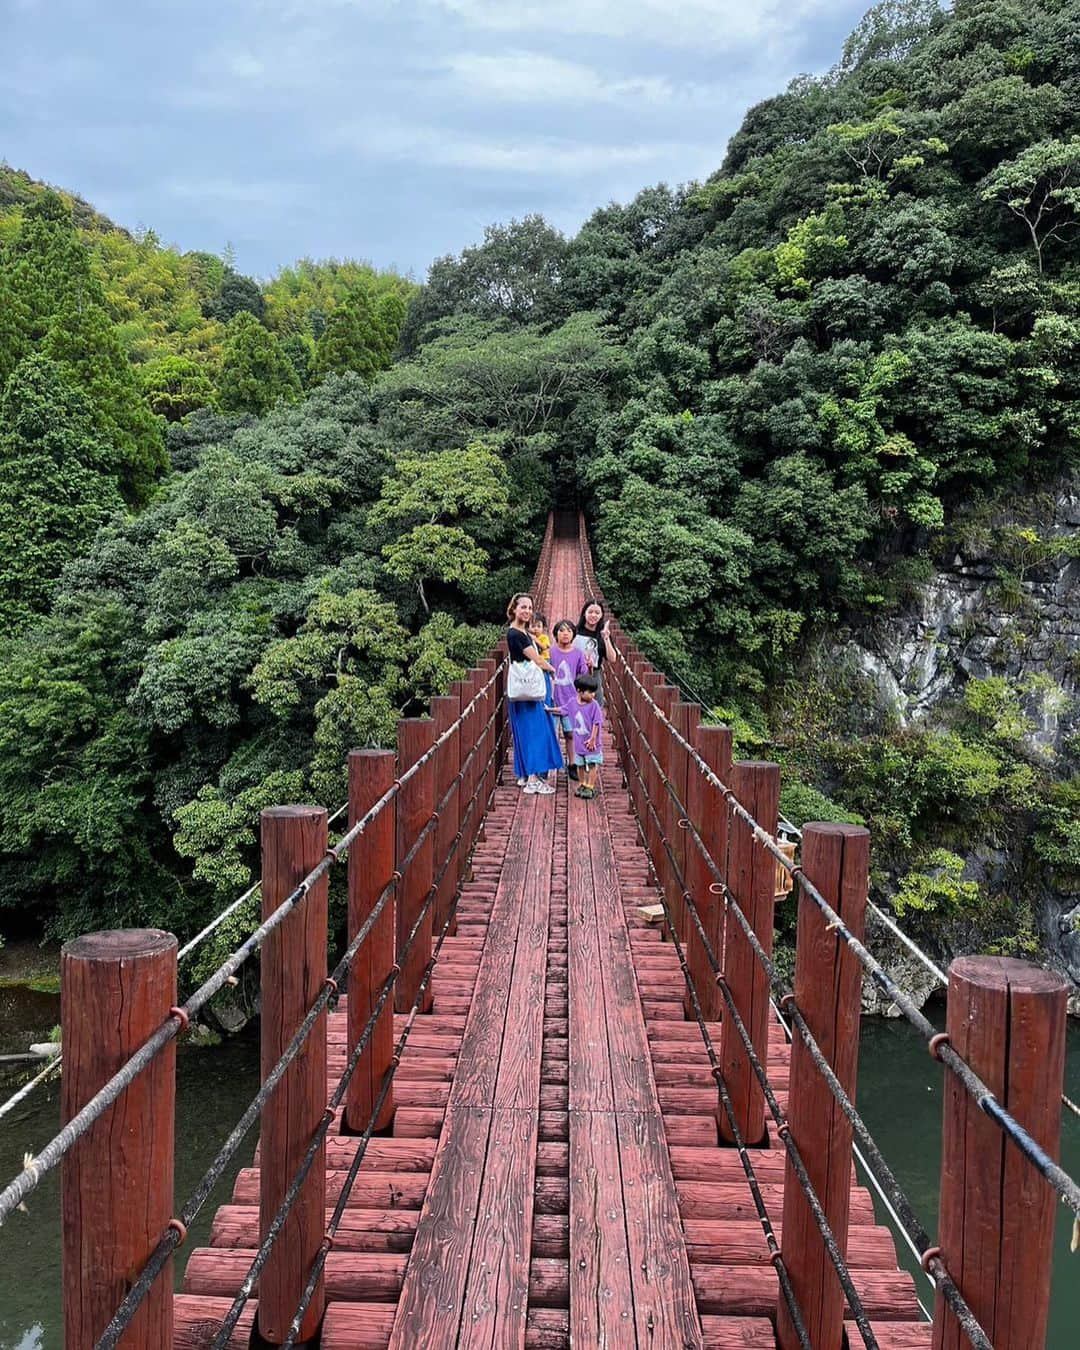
[506,592,563,795]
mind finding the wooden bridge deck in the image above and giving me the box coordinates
[175,532,931,1349]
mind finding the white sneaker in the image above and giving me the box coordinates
[516,777,527,787]
[532,781,555,795]
[523,778,538,793]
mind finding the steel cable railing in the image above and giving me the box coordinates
[0,663,504,1227]
[609,675,884,1348]
[93,696,509,1348]
[609,664,995,1346]
[579,509,1072,1344]
[610,640,1080,1238]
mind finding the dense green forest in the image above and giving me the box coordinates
[0,0,1078,980]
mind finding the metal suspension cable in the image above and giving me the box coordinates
[205,719,509,1350]
[610,693,880,1349]
[769,998,935,1314]
[620,799,813,1347]
[0,664,505,1227]
[614,645,1080,1229]
[94,704,508,1347]
[611,675,997,1348]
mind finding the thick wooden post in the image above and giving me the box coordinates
[685,724,732,1022]
[396,719,436,1014]
[259,805,328,1344]
[718,761,779,1147]
[932,957,1067,1350]
[777,823,870,1350]
[345,751,396,1136]
[61,930,177,1349]
[431,693,461,935]
[653,684,679,905]
[480,658,498,804]
[461,672,480,854]
[671,701,699,963]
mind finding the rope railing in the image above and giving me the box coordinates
[610,672,885,1349]
[610,635,1080,1236]
[580,508,1074,1347]
[199,722,508,1350]
[92,711,508,1349]
[0,661,505,1228]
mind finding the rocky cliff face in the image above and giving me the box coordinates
[838,476,1080,998]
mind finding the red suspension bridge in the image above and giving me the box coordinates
[0,512,1075,1349]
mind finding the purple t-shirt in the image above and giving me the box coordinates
[571,697,604,759]
[551,645,588,716]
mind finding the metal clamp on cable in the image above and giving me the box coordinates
[929,1032,951,1061]
[169,1006,190,1033]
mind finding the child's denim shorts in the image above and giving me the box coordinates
[574,752,604,767]
[558,713,573,735]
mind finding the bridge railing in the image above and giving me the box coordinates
[0,531,566,1348]
[578,511,1076,1350]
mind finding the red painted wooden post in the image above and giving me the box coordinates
[396,718,436,1015]
[682,722,731,1021]
[671,700,700,961]
[695,725,732,1023]
[461,671,480,856]
[480,658,498,805]
[932,957,1067,1350]
[259,805,328,1343]
[431,693,461,935]
[777,823,870,1350]
[653,683,680,918]
[345,750,396,1136]
[718,761,779,1147]
[61,930,177,1348]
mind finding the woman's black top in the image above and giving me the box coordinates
[507,626,533,663]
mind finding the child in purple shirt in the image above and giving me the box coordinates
[571,673,603,800]
[549,620,589,779]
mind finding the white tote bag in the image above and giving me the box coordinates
[508,660,545,701]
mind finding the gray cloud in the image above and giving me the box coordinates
[3,0,872,276]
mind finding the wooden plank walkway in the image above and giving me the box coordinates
[175,524,932,1349]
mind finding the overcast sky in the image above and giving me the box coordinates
[3,0,873,280]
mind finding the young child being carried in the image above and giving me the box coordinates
[571,673,603,800]
[529,613,553,703]
[548,620,588,780]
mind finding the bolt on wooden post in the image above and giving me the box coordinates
[345,751,396,1137]
[259,805,328,1344]
[396,719,436,1015]
[777,823,870,1350]
[932,956,1067,1350]
[61,929,177,1349]
[718,761,779,1147]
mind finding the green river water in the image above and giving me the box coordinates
[0,1016,1077,1347]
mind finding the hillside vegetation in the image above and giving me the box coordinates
[0,0,1077,980]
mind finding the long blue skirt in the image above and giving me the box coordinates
[509,696,564,778]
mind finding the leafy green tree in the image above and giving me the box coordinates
[205,267,265,322]
[980,137,1080,272]
[314,288,382,382]
[139,355,217,421]
[0,355,122,631]
[43,296,167,502]
[371,443,510,612]
[218,312,302,415]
